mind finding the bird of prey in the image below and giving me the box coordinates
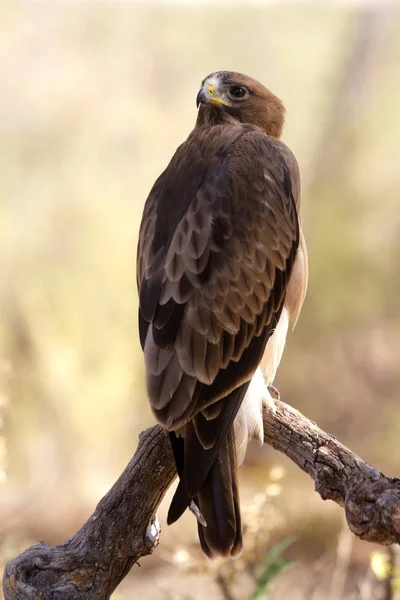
[137,71,308,558]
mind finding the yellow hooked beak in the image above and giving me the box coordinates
[196,83,230,107]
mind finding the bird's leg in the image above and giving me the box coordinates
[267,383,281,401]
[262,386,276,414]
[247,367,276,414]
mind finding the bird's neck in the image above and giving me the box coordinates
[195,106,240,129]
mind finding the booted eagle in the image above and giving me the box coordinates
[137,71,308,557]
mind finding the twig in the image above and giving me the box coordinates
[328,518,354,600]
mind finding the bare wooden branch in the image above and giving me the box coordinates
[2,426,176,600]
[3,399,400,599]
[263,402,400,544]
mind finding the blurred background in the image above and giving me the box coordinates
[1,0,400,598]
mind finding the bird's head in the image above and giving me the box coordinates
[195,71,285,138]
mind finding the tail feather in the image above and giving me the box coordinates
[197,428,242,557]
[167,382,250,556]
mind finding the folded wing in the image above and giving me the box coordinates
[137,125,299,543]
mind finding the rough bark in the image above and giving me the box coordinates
[3,399,400,599]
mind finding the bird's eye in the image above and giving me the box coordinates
[229,86,248,100]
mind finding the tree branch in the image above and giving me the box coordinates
[3,399,400,599]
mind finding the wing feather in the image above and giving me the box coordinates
[138,126,299,424]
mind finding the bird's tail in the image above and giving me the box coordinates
[167,383,250,558]
[196,426,242,557]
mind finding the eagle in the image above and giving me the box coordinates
[137,71,308,558]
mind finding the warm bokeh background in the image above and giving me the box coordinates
[1,1,400,598]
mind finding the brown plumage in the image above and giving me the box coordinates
[137,71,308,558]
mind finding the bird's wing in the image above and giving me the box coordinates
[137,125,299,431]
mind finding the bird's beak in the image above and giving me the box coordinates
[196,83,230,108]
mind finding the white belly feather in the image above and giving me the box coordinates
[234,308,289,465]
